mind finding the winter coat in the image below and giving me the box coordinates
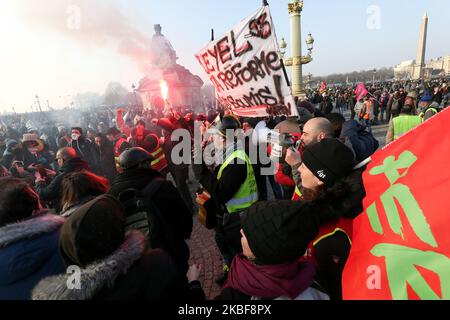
[340,120,379,162]
[68,137,98,173]
[36,157,89,209]
[193,143,250,229]
[1,148,19,169]
[93,141,116,183]
[22,144,54,169]
[32,231,204,300]
[0,213,65,300]
[320,98,334,115]
[109,168,193,274]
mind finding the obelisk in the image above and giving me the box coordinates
[413,13,428,80]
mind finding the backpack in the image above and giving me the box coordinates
[118,177,172,250]
[391,98,401,112]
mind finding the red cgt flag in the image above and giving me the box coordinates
[342,107,450,300]
[319,82,328,94]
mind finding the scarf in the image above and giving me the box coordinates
[224,254,315,300]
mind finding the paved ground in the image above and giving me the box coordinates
[168,176,225,299]
[185,113,389,300]
[188,219,224,300]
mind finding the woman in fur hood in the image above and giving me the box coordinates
[0,177,65,300]
[32,194,204,300]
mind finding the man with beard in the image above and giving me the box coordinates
[284,117,334,201]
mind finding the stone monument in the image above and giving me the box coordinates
[412,13,428,80]
[137,25,204,112]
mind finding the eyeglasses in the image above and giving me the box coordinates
[54,158,63,162]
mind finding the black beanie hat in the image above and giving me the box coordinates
[241,201,320,265]
[302,138,355,186]
[59,194,125,267]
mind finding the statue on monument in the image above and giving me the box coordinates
[151,24,177,70]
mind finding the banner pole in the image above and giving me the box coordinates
[280,59,291,87]
[210,28,220,111]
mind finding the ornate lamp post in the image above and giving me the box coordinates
[132,83,139,109]
[281,0,314,100]
[372,69,377,86]
[307,72,313,90]
[35,95,43,113]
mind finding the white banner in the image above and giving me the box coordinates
[195,6,297,118]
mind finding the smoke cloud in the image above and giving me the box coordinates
[15,0,156,76]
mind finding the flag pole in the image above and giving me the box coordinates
[211,28,220,112]
[353,157,372,170]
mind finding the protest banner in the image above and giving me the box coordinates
[195,6,297,118]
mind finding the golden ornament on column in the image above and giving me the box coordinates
[281,0,315,100]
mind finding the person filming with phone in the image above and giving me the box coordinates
[35,147,89,211]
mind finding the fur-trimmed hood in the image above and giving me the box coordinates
[0,213,64,249]
[32,230,146,300]
[0,213,65,296]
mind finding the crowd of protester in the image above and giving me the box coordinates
[0,76,449,300]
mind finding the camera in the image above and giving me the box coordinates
[280,133,302,150]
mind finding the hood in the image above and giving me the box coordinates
[340,120,370,137]
[61,157,89,173]
[0,212,64,249]
[32,230,146,300]
[0,213,65,285]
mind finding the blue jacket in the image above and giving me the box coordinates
[0,213,65,300]
[340,120,379,162]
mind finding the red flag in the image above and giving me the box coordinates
[319,82,328,94]
[342,107,450,300]
[355,83,369,101]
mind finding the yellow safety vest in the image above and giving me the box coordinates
[292,186,302,201]
[393,115,422,140]
[217,150,258,213]
[419,108,438,122]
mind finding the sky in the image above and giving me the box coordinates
[1,0,449,113]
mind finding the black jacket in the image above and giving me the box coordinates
[194,158,248,230]
[68,137,98,173]
[109,168,193,274]
[340,120,379,162]
[36,157,89,209]
[93,141,117,183]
